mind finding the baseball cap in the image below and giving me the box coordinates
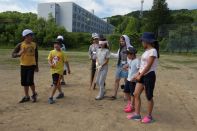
[124,47,137,54]
[92,33,99,39]
[22,29,34,37]
[57,35,64,41]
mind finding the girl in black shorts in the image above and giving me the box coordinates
[127,32,159,124]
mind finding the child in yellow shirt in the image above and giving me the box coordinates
[48,41,71,104]
[17,29,39,103]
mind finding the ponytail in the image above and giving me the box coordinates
[152,41,160,58]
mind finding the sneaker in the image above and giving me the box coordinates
[31,93,38,103]
[124,103,131,109]
[19,96,30,103]
[48,97,55,104]
[61,82,66,85]
[127,113,141,121]
[56,93,64,99]
[124,106,134,113]
[141,116,153,124]
[95,96,104,100]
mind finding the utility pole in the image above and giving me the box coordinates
[140,0,144,18]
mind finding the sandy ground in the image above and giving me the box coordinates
[0,50,197,131]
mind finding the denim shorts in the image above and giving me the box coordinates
[115,65,128,79]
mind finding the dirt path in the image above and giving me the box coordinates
[0,51,197,131]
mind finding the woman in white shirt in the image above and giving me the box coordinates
[127,32,159,124]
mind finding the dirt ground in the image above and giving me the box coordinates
[0,49,197,131]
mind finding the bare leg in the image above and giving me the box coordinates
[125,93,131,102]
[50,86,58,98]
[147,99,154,116]
[113,79,120,97]
[134,83,144,115]
[57,85,63,93]
[30,85,36,94]
[24,86,29,97]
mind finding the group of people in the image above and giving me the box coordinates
[89,32,159,124]
[12,29,71,104]
[12,28,159,124]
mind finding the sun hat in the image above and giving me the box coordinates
[124,47,137,54]
[140,32,157,43]
[22,29,34,37]
[57,35,64,41]
[92,33,99,39]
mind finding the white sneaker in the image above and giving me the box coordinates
[95,95,104,100]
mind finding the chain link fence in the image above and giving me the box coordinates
[158,23,197,53]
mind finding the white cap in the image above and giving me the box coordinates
[22,29,33,37]
[92,33,99,39]
[57,35,64,41]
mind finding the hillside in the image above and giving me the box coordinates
[107,9,197,33]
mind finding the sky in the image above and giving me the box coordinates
[0,0,197,17]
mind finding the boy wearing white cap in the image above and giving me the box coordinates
[57,35,68,85]
[17,29,39,103]
[88,33,100,89]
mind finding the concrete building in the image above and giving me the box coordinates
[37,2,114,34]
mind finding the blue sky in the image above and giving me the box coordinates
[0,0,197,17]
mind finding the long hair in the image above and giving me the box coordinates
[151,41,160,58]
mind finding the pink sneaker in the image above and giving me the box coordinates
[124,103,131,109]
[124,106,134,113]
[141,116,153,124]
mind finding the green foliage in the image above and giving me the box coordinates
[0,11,67,48]
[145,0,171,32]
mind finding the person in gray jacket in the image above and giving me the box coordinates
[88,33,100,89]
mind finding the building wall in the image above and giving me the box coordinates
[37,2,114,34]
[37,3,60,24]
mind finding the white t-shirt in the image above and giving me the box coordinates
[139,48,158,74]
[127,58,140,81]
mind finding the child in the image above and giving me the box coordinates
[48,41,71,104]
[95,39,110,100]
[123,47,140,113]
[57,35,67,85]
[88,33,100,89]
[127,32,159,124]
[110,35,132,100]
[17,29,39,103]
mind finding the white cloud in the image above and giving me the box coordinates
[0,0,196,17]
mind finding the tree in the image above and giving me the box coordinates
[146,0,171,34]
[124,17,139,34]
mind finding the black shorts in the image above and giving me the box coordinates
[21,65,35,86]
[138,71,156,101]
[52,73,62,86]
[124,81,136,96]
